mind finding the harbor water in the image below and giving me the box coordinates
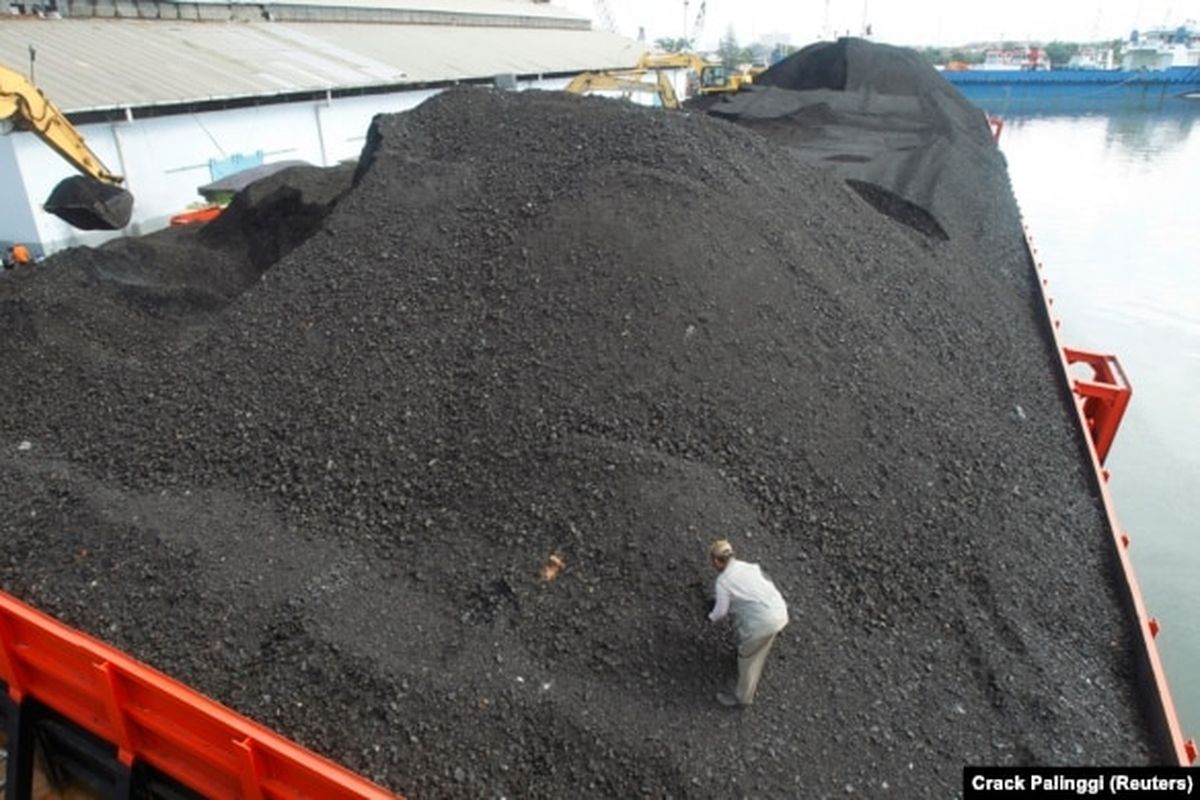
[994,102,1200,748]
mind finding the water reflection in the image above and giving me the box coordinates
[998,107,1200,742]
[1103,109,1196,158]
[1000,105,1198,159]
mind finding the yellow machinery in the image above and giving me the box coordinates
[564,51,756,107]
[632,52,755,95]
[1,63,133,230]
[565,70,681,109]
[742,63,768,81]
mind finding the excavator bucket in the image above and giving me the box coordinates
[44,175,134,230]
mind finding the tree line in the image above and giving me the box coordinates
[919,40,1125,68]
[655,28,797,68]
[652,30,1124,71]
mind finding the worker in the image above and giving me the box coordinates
[4,243,31,268]
[707,539,788,707]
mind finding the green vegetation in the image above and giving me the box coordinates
[654,29,791,67]
[919,39,1124,69]
[769,43,799,63]
[1043,41,1080,67]
[716,27,771,68]
[918,47,984,66]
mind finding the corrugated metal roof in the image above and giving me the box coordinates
[181,0,583,18]
[0,17,643,113]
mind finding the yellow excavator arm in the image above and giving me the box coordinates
[1,65,123,185]
[634,52,750,95]
[1,63,133,229]
[564,50,749,109]
[564,70,681,110]
[634,52,709,72]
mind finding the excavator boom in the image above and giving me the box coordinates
[1,64,133,230]
[634,52,750,95]
[565,50,749,109]
[565,70,681,109]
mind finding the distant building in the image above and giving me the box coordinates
[1,0,641,254]
[1068,47,1115,70]
[978,46,1050,71]
[1122,23,1200,70]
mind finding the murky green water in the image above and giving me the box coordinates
[997,106,1200,748]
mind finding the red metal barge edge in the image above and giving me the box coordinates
[0,591,400,798]
[1026,225,1196,767]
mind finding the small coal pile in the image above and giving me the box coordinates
[0,163,353,433]
[0,83,1157,799]
[698,38,1009,251]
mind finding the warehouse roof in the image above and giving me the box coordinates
[0,16,642,114]
[59,0,590,27]
[180,0,580,15]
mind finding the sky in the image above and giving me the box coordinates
[553,0,1199,50]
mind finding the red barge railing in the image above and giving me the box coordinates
[1026,225,1196,766]
[0,591,400,798]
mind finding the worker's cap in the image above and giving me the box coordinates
[709,539,734,559]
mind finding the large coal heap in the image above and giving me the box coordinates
[757,37,977,106]
[702,37,1004,249]
[0,47,1158,800]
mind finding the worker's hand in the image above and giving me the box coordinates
[704,597,716,617]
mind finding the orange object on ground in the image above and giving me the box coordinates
[0,590,400,799]
[541,553,565,581]
[7,243,31,265]
[169,205,223,226]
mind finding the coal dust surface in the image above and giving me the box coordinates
[0,45,1158,799]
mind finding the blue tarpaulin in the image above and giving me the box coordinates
[208,151,265,181]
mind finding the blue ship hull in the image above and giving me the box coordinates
[943,67,1200,113]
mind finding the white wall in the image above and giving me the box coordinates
[1,77,597,256]
[0,133,40,255]
[314,88,444,164]
[8,122,129,255]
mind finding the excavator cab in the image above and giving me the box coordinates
[636,52,751,97]
[699,64,734,90]
[2,63,134,231]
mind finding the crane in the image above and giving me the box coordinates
[591,0,618,34]
[689,0,707,49]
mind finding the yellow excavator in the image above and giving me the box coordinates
[564,70,681,109]
[1,63,134,230]
[565,51,754,107]
[632,51,756,95]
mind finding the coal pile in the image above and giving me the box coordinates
[0,163,352,375]
[0,58,1158,800]
[696,38,1013,253]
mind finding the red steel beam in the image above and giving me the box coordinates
[0,591,401,799]
[1063,347,1133,465]
[1026,226,1195,766]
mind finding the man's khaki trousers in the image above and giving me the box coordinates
[736,631,779,705]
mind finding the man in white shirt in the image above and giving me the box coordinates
[707,539,789,707]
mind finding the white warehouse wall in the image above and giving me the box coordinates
[0,134,40,254]
[9,122,129,256]
[1,75,585,257]
[315,87,444,163]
